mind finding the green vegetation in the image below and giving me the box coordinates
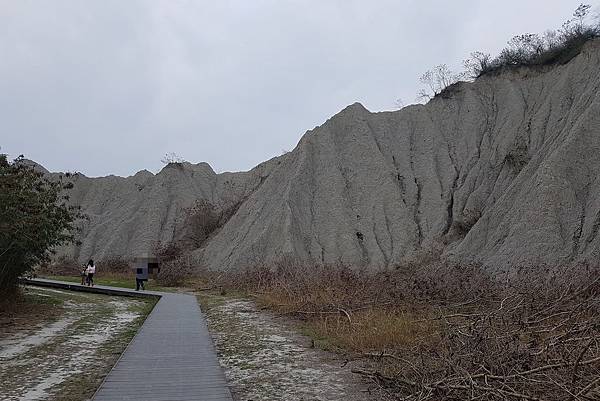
[44,274,134,289]
[43,273,171,292]
[0,155,82,297]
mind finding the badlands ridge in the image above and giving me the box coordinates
[56,40,600,271]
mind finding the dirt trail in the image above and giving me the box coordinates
[0,287,150,401]
[199,294,381,401]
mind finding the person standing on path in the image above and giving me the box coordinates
[135,267,146,291]
[80,265,87,285]
[85,259,96,287]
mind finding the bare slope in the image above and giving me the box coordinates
[62,40,600,270]
[59,158,282,262]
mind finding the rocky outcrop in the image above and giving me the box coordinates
[59,40,600,271]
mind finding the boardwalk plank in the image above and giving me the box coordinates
[24,279,233,401]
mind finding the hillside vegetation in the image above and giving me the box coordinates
[418,4,600,99]
[198,260,600,400]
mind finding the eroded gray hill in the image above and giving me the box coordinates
[60,40,600,270]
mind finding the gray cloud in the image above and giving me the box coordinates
[0,0,591,176]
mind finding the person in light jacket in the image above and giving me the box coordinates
[85,259,96,287]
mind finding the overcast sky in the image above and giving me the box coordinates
[1,0,596,177]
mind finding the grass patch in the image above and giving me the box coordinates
[197,292,227,309]
[42,273,171,292]
[250,288,436,354]
[0,287,65,334]
[197,290,373,400]
[304,308,435,353]
[196,293,264,359]
[198,283,435,356]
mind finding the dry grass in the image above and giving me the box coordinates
[197,260,600,401]
[307,308,436,352]
[153,243,197,287]
[38,256,131,277]
[240,267,438,353]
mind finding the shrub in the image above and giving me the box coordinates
[37,256,80,276]
[419,4,600,100]
[156,253,196,287]
[160,152,185,165]
[504,143,530,172]
[0,155,82,296]
[180,200,221,248]
[176,198,244,250]
[153,242,197,287]
[208,258,496,315]
[450,208,482,237]
[462,51,494,79]
[99,257,131,273]
[153,242,182,263]
[354,264,600,401]
[205,260,600,400]
[417,64,464,100]
[470,4,600,76]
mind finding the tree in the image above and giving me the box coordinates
[0,155,82,296]
[573,3,592,31]
[462,51,492,78]
[402,4,599,104]
[479,3,597,74]
[161,152,185,165]
[499,33,546,65]
[417,64,462,101]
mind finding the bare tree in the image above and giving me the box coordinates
[417,64,462,101]
[573,3,593,31]
[463,51,493,78]
[394,98,405,109]
[161,152,185,165]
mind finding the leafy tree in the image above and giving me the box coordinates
[0,155,82,296]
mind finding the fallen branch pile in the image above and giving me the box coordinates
[356,268,600,400]
[204,259,599,400]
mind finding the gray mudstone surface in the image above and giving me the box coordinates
[54,39,600,271]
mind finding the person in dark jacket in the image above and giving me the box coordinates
[135,267,147,291]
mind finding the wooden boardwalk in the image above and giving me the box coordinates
[24,279,233,401]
